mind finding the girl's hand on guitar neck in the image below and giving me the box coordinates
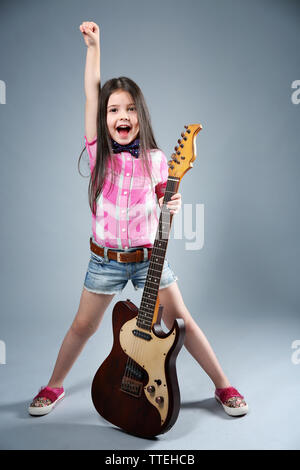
[159,193,182,214]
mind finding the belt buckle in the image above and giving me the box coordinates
[117,251,124,263]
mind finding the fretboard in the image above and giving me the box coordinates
[136,176,180,331]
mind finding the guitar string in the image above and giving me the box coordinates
[122,178,176,390]
[135,185,174,383]
[128,178,174,384]
[124,178,175,387]
[121,128,192,392]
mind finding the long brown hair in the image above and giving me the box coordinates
[78,77,160,216]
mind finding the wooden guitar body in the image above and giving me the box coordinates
[91,299,185,438]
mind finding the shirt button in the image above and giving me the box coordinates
[124,246,128,250]
[126,173,130,176]
[122,209,126,213]
[124,191,127,195]
[122,228,126,232]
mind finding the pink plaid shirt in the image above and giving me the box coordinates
[84,136,168,249]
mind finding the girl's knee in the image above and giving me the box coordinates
[162,306,193,331]
[71,318,98,338]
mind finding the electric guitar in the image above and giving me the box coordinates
[91,124,202,438]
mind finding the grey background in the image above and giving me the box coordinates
[0,0,299,450]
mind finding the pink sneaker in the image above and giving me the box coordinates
[215,386,248,416]
[28,386,65,416]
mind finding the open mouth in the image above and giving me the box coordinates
[117,125,131,137]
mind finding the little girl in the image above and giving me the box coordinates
[28,21,248,418]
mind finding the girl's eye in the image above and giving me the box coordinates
[108,106,136,112]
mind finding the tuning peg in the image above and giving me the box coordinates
[177,139,181,144]
[174,145,178,151]
[187,129,191,134]
[181,132,185,137]
[184,125,188,129]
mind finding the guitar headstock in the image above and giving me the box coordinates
[168,124,202,179]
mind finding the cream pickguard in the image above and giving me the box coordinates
[119,317,176,424]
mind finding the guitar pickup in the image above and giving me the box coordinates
[132,329,152,341]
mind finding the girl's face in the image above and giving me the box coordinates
[107,89,139,145]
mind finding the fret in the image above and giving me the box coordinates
[149,253,165,261]
[140,298,156,308]
[137,314,152,324]
[157,232,169,240]
[153,239,168,246]
[153,244,167,250]
[137,321,153,330]
[142,291,157,304]
[151,247,167,256]
[147,269,163,277]
[145,274,161,281]
[150,249,166,256]
[140,302,156,311]
[139,309,154,319]
[139,310,153,322]
[148,265,163,272]
[139,310,154,318]
[140,298,157,308]
[148,264,164,272]
[144,279,161,287]
[137,319,153,327]
[141,293,156,301]
[141,301,157,310]
[140,298,157,306]
[142,291,157,303]
[136,323,152,332]
[140,303,156,313]
[143,282,160,291]
[143,284,160,292]
[137,310,153,320]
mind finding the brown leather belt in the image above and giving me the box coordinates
[90,237,152,263]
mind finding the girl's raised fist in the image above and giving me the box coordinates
[79,21,100,47]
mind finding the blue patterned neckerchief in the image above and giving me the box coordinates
[111,137,140,158]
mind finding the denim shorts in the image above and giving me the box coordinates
[83,240,178,295]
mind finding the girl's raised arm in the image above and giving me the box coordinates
[79,21,100,142]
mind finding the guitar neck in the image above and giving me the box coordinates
[137,176,180,331]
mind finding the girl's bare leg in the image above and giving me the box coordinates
[47,288,115,388]
[158,282,231,389]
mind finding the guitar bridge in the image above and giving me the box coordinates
[121,376,143,398]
